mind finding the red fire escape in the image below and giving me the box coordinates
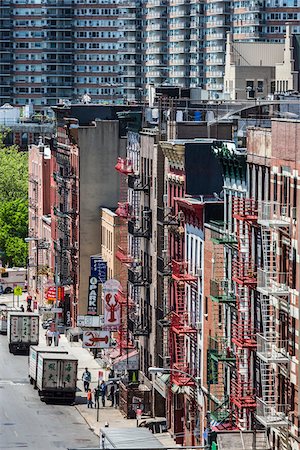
[231,197,257,429]
[115,157,134,354]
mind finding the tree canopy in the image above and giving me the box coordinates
[0,133,28,266]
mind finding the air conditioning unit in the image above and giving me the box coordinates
[220,279,228,289]
[195,321,202,331]
[74,241,79,250]
[195,267,201,277]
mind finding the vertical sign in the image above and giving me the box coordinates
[90,255,107,284]
[87,276,98,315]
[102,279,121,327]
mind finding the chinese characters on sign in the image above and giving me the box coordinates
[90,255,107,284]
[87,276,98,316]
[102,279,121,327]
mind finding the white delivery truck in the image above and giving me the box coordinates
[0,267,27,294]
[0,307,18,334]
[36,353,78,404]
[7,312,39,354]
[28,345,68,387]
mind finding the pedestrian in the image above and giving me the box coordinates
[110,384,115,407]
[45,329,53,346]
[115,382,120,408]
[20,305,24,312]
[93,385,100,409]
[53,330,60,346]
[100,380,107,407]
[87,389,93,408]
[82,368,91,392]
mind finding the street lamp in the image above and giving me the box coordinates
[148,367,214,449]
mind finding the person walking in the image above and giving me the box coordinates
[115,382,120,408]
[110,384,115,407]
[82,368,91,392]
[87,389,93,408]
[53,330,60,346]
[45,329,53,346]
[93,385,100,410]
[100,380,107,407]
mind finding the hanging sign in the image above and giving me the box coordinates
[90,254,107,284]
[103,279,121,327]
[87,276,98,315]
[82,330,111,348]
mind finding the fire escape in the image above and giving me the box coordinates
[208,236,236,430]
[115,155,134,353]
[157,204,179,368]
[256,201,291,447]
[53,151,73,286]
[231,197,258,430]
[127,151,151,337]
[171,248,198,444]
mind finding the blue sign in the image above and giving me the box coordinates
[90,255,107,284]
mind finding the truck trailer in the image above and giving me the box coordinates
[36,353,78,404]
[29,345,68,387]
[7,312,39,354]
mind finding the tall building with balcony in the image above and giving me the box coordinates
[120,1,204,103]
[118,0,142,102]
[0,0,122,111]
[205,0,300,99]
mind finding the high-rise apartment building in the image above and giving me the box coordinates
[0,0,122,111]
[120,1,300,101]
[120,0,204,102]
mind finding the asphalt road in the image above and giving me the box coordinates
[0,334,99,450]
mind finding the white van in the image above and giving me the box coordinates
[0,268,27,294]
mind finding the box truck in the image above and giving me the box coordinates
[36,353,78,403]
[0,306,18,334]
[28,345,68,387]
[7,312,39,354]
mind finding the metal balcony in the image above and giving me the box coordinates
[157,206,179,226]
[256,334,289,363]
[256,398,288,427]
[157,256,172,277]
[209,337,236,363]
[210,279,236,304]
[257,269,289,296]
[128,267,150,286]
[127,174,150,192]
[128,219,151,239]
[258,201,295,228]
[172,260,197,283]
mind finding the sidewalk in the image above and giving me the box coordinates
[39,328,178,448]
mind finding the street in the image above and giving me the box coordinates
[0,333,99,450]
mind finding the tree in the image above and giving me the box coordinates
[0,144,28,202]
[0,134,28,266]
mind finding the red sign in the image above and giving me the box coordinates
[46,286,64,302]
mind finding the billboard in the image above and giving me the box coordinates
[82,330,111,349]
[185,142,223,196]
[90,254,107,284]
[87,276,98,315]
[103,279,121,327]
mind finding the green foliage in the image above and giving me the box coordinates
[0,133,28,267]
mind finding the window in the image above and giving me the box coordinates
[246,80,255,98]
[257,80,264,93]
